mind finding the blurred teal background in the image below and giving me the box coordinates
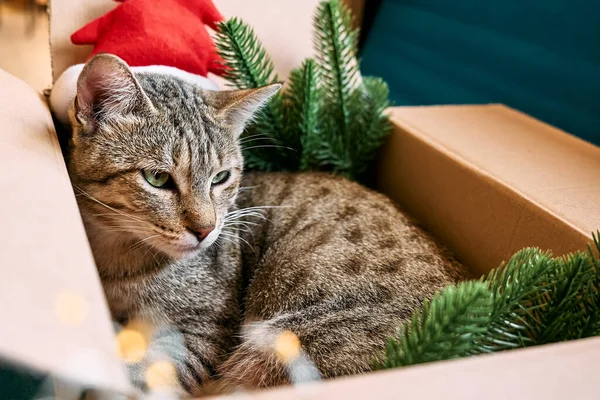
[360,0,600,146]
[0,363,44,400]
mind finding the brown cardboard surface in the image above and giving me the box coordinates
[235,336,600,400]
[49,0,114,83]
[0,69,130,393]
[377,105,600,275]
[50,0,322,84]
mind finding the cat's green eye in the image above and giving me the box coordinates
[143,170,171,188]
[212,170,230,185]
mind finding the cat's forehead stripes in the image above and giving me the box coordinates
[169,128,222,192]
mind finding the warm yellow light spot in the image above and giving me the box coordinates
[274,330,301,363]
[116,328,147,363]
[54,292,88,326]
[146,361,178,390]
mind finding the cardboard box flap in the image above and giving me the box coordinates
[245,337,600,399]
[378,105,600,274]
[50,0,322,84]
[0,69,130,393]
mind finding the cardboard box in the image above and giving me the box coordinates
[0,68,131,394]
[378,105,600,275]
[1,0,600,398]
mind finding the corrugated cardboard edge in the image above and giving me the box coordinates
[377,105,598,275]
[224,337,600,400]
[0,69,131,394]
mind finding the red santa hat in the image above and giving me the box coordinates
[50,0,225,124]
[71,0,224,77]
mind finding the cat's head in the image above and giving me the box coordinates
[67,54,279,260]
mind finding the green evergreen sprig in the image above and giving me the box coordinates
[285,59,322,171]
[215,0,392,182]
[313,0,360,142]
[378,233,600,369]
[215,18,286,171]
[215,17,277,89]
[348,77,392,178]
[380,281,493,368]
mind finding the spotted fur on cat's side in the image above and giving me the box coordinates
[64,54,469,396]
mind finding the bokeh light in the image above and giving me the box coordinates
[146,361,178,391]
[116,328,147,363]
[274,330,301,363]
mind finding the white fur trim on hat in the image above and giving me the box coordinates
[50,64,220,126]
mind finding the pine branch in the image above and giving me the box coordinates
[215,3,391,179]
[215,18,286,171]
[313,0,360,145]
[346,77,392,180]
[215,18,277,89]
[309,1,392,181]
[478,249,555,351]
[380,236,600,370]
[284,59,322,171]
[376,281,493,368]
[580,231,600,337]
[531,253,595,343]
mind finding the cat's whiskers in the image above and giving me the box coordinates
[88,214,150,235]
[228,205,291,213]
[225,213,267,222]
[220,230,252,249]
[97,223,148,234]
[74,185,145,225]
[100,228,149,236]
[90,214,144,226]
[213,240,224,252]
[224,211,265,220]
[241,144,296,152]
[238,133,263,141]
[238,135,282,145]
[223,219,259,228]
[224,205,289,223]
[141,240,161,260]
[149,247,162,266]
[238,185,259,192]
[87,220,149,235]
[129,234,162,253]
[222,225,252,236]
[216,234,237,248]
[99,225,148,234]
[224,226,253,236]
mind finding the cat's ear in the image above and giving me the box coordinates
[203,84,282,138]
[74,53,154,129]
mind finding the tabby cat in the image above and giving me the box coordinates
[64,54,468,396]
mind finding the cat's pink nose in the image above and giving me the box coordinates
[192,226,215,242]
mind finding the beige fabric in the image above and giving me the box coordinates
[50,0,323,84]
[377,105,600,275]
[0,69,130,393]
